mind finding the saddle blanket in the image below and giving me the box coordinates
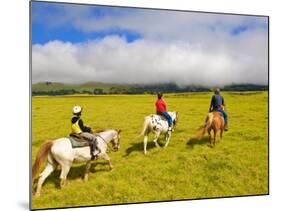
[68,136,90,148]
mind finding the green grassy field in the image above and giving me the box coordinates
[31,92,268,209]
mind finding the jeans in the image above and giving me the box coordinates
[159,112,173,127]
[80,132,98,155]
[217,109,228,125]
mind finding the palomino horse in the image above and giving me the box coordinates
[197,111,224,146]
[140,111,178,154]
[32,129,121,197]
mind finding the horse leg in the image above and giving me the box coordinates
[59,163,72,189]
[220,129,223,142]
[100,153,113,170]
[208,129,211,145]
[34,162,56,197]
[152,131,161,148]
[214,130,217,145]
[84,160,92,182]
[144,133,148,155]
[164,131,171,148]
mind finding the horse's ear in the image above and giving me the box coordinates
[118,129,122,134]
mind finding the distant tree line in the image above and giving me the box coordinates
[32,84,268,96]
[222,84,268,91]
[32,89,95,96]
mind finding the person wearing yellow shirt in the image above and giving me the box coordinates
[71,105,99,159]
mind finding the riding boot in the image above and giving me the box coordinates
[170,123,175,132]
[224,124,229,131]
[91,138,98,160]
[167,127,172,137]
[90,144,96,160]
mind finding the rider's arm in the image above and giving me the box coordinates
[209,96,214,112]
[78,119,92,133]
[163,100,167,111]
[221,97,225,110]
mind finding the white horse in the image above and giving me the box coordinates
[140,112,178,154]
[32,129,121,197]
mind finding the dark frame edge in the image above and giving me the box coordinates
[29,1,33,210]
[267,15,270,196]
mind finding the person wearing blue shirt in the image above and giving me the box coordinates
[209,88,229,131]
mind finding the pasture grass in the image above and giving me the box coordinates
[31,92,268,209]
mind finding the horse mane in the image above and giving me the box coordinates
[93,128,122,134]
[93,128,107,133]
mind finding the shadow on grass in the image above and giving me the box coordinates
[40,161,110,189]
[173,128,186,133]
[123,141,157,157]
[186,136,210,149]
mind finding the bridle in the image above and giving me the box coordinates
[96,134,107,144]
[112,132,120,151]
[95,130,120,151]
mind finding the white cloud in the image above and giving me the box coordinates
[32,5,268,86]
[32,28,268,86]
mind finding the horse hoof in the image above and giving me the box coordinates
[60,180,66,189]
[34,192,41,197]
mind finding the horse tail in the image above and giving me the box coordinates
[197,113,214,140]
[32,140,53,181]
[140,116,151,136]
[132,117,150,140]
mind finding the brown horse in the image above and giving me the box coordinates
[197,111,225,146]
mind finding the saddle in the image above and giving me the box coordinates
[68,133,91,148]
[156,113,175,126]
[154,113,165,121]
[212,111,224,117]
[69,133,92,142]
[69,134,100,160]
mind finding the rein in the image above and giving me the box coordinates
[95,130,119,151]
[95,133,113,152]
[95,134,107,144]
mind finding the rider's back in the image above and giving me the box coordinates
[211,94,224,111]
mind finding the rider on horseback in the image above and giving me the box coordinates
[155,92,173,132]
[209,88,229,131]
[71,106,99,159]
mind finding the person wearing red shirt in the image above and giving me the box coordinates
[155,92,173,131]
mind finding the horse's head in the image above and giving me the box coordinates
[111,129,121,151]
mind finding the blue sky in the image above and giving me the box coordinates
[32,1,267,44]
[32,2,143,44]
[31,1,268,85]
